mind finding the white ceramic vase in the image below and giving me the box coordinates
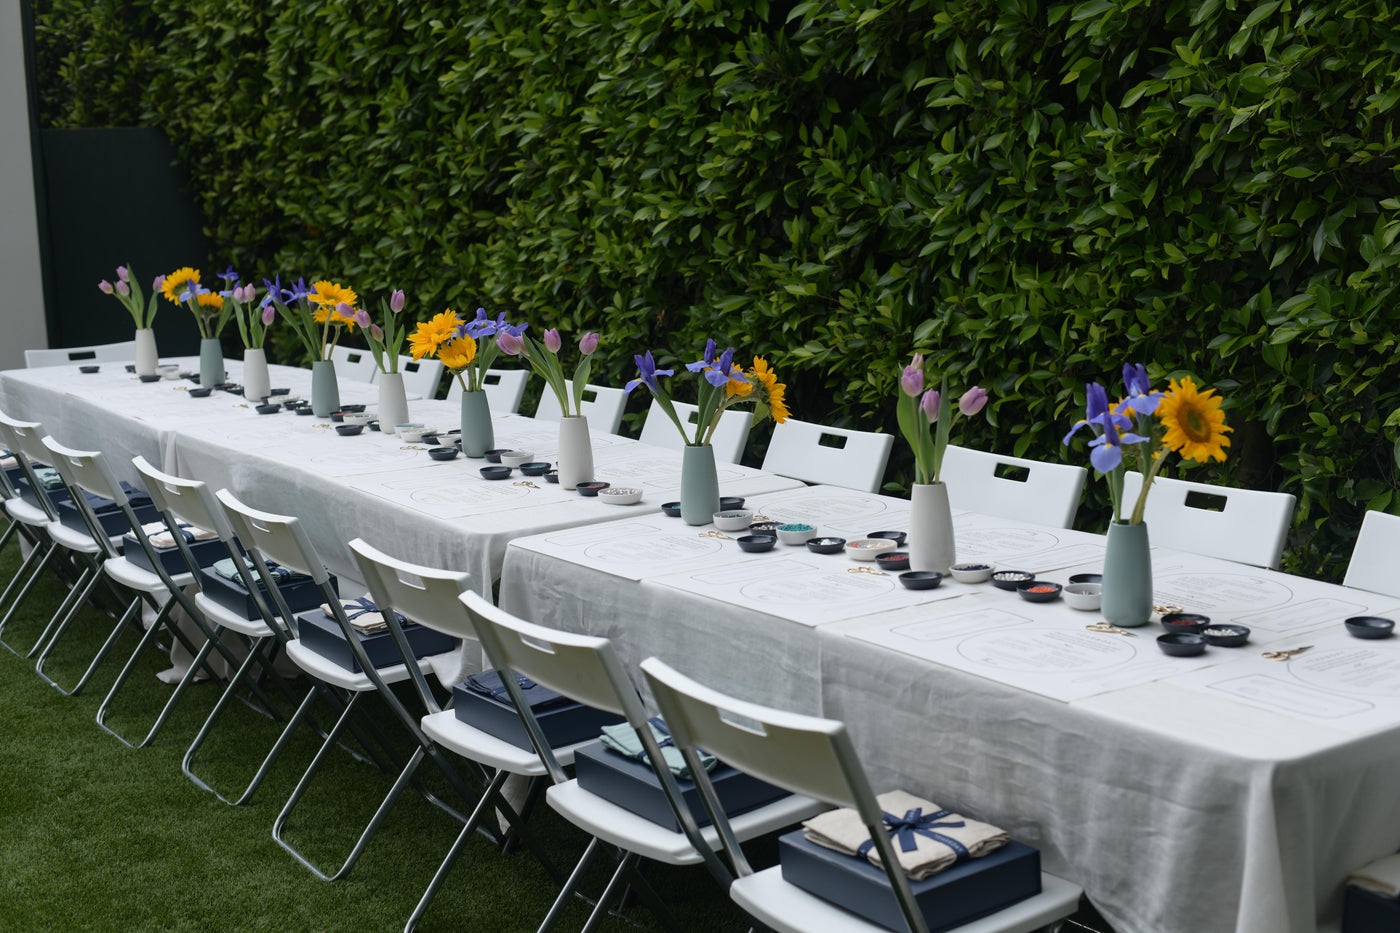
[556,415,594,490]
[907,482,956,574]
[242,348,271,401]
[378,372,409,436]
[134,328,158,376]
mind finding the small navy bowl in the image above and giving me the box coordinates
[188,387,213,398]
[748,521,782,535]
[330,412,346,422]
[428,446,459,461]
[79,365,100,374]
[1161,612,1210,635]
[1068,573,1103,585]
[736,534,776,553]
[296,406,315,415]
[484,448,510,463]
[335,423,364,436]
[368,420,381,431]
[519,462,552,476]
[1345,616,1395,640]
[876,551,910,572]
[1157,633,1207,657]
[420,433,441,446]
[719,496,746,511]
[991,570,1034,591]
[1017,580,1063,603]
[341,404,366,412]
[544,470,559,484]
[480,465,512,480]
[577,482,610,497]
[868,530,907,547]
[899,571,943,590]
[1202,623,1251,647]
[660,501,682,517]
[805,536,847,555]
[256,403,281,415]
[139,374,162,383]
[269,387,290,396]
[124,364,136,373]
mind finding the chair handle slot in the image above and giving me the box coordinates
[718,707,768,736]
[817,432,850,450]
[521,634,557,655]
[993,463,1031,483]
[1183,490,1229,513]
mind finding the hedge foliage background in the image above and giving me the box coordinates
[32,0,1400,578]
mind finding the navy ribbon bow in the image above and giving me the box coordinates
[342,597,406,625]
[857,808,969,860]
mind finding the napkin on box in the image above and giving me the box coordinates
[137,519,217,549]
[1350,853,1400,899]
[320,595,407,635]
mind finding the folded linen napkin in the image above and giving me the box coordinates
[600,718,716,780]
[319,595,408,635]
[32,466,65,490]
[137,520,217,550]
[802,789,1008,880]
[0,450,15,470]
[466,669,571,711]
[212,555,303,588]
[1349,852,1400,899]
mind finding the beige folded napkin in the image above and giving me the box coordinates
[320,595,407,635]
[1350,853,1400,899]
[802,789,1008,880]
[139,520,217,550]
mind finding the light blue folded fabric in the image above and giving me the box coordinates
[600,718,716,780]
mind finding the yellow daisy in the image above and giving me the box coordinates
[438,334,477,371]
[161,267,200,304]
[408,310,463,360]
[750,357,790,423]
[1157,376,1231,463]
[308,280,358,309]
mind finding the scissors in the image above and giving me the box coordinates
[699,531,732,540]
[1262,645,1313,661]
[1085,622,1137,637]
[847,566,886,576]
[513,481,539,489]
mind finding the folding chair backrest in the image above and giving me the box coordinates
[939,444,1087,529]
[382,356,444,400]
[637,400,753,465]
[760,418,894,493]
[1344,510,1400,597]
[214,489,330,584]
[40,436,127,557]
[460,591,646,723]
[25,341,138,368]
[640,656,929,933]
[533,381,628,435]
[328,344,379,384]
[348,537,472,637]
[445,368,529,414]
[131,457,238,544]
[0,411,61,519]
[1120,472,1296,568]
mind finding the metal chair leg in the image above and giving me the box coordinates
[535,837,602,933]
[580,850,642,933]
[405,769,513,932]
[0,539,56,654]
[36,590,143,696]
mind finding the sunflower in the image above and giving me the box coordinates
[724,364,753,398]
[195,292,223,311]
[308,280,358,309]
[1156,376,1231,463]
[438,334,477,371]
[408,310,464,360]
[313,304,359,332]
[749,357,790,423]
[161,267,200,304]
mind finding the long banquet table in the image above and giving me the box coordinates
[497,482,1400,933]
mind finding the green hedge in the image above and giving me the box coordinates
[33,0,1400,578]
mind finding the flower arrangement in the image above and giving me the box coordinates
[215,269,267,349]
[407,307,529,392]
[895,354,988,485]
[261,277,359,362]
[97,265,160,329]
[361,288,409,374]
[624,339,790,445]
[162,266,236,339]
[1063,363,1232,524]
[498,323,600,417]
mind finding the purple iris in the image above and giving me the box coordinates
[687,342,743,388]
[625,351,674,393]
[260,275,284,307]
[1121,362,1162,416]
[217,265,239,285]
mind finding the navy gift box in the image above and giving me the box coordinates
[122,532,226,577]
[778,830,1042,933]
[295,610,457,673]
[452,678,624,751]
[197,565,334,619]
[57,487,159,537]
[573,741,790,832]
[1343,886,1400,933]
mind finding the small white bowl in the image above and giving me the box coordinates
[499,450,535,468]
[846,538,897,561]
[949,562,995,584]
[344,412,374,425]
[713,510,754,532]
[598,486,643,506]
[776,523,818,546]
[1063,582,1102,611]
[400,427,435,444]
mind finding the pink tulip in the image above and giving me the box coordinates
[370,323,384,341]
[261,304,276,326]
[98,280,114,294]
[116,280,130,297]
[579,332,600,355]
[355,308,371,328]
[900,364,923,397]
[153,275,165,291]
[496,331,524,356]
[543,328,562,353]
[390,289,405,313]
[920,389,940,423]
[959,386,988,416]
[116,266,130,282]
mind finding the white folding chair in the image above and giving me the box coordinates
[376,355,444,400]
[761,418,894,493]
[214,493,465,881]
[1343,510,1400,597]
[24,341,137,368]
[328,344,380,384]
[0,414,69,653]
[939,445,1088,529]
[533,380,628,435]
[637,399,754,464]
[444,368,529,415]
[640,657,1084,933]
[1120,473,1296,568]
[461,591,823,933]
[347,539,564,931]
